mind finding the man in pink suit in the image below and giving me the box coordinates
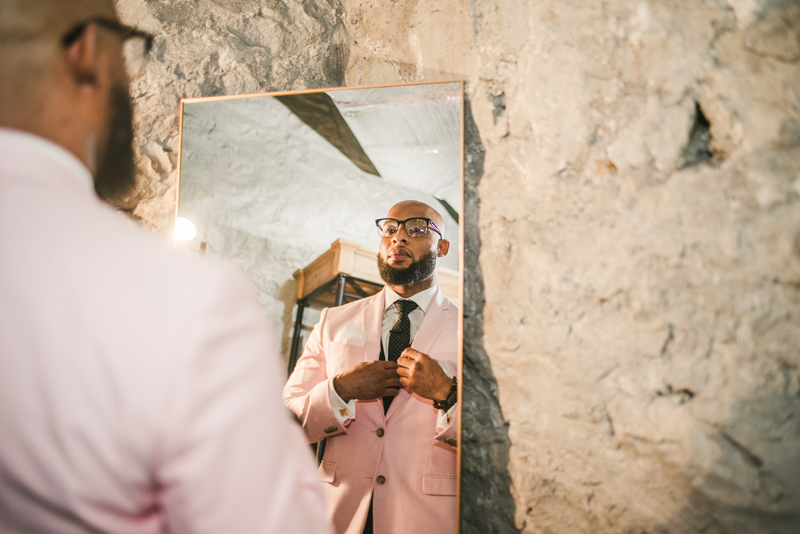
[284,201,460,534]
[0,1,329,533]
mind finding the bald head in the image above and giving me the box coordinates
[0,0,118,128]
[0,0,137,206]
[378,200,450,296]
[0,0,117,42]
[386,200,446,238]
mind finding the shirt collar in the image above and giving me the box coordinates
[384,285,437,314]
[0,128,94,193]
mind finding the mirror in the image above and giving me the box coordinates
[177,81,464,533]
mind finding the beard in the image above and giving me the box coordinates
[377,249,437,287]
[93,84,136,205]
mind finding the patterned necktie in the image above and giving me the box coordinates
[384,300,418,413]
[388,300,418,362]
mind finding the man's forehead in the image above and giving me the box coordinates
[386,202,434,219]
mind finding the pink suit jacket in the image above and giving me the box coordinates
[284,287,459,534]
[0,129,329,534]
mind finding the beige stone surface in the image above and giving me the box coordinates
[115,0,348,231]
[340,0,476,84]
[340,0,800,532]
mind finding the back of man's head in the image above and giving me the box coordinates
[0,0,137,205]
[0,0,115,126]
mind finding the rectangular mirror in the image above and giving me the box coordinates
[176,80,464,533]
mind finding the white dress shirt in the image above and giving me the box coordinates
[329,286,456,426]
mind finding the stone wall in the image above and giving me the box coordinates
[119,0,800,532]
[342,0,800,531]
[115,0,348,226]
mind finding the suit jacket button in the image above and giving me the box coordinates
[376,428,384,437]
[376,475,386,485]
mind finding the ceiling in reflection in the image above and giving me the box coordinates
[328,84,462,213]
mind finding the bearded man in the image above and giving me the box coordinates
[0,1,328,532]
[284,200,459,534]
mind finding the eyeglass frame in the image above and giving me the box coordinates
[375,217,443,239]
[61,15,154,60]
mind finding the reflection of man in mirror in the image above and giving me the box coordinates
[0,1,328,532]
[285,200,459,534]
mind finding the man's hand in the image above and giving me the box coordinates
[333,361,401,402]
[397,348,452,401]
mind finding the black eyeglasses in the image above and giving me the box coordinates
[376,218,443,239]
[62,16,154,78]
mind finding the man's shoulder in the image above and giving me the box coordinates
[323,290,383,319]
[69,200,255,328]
[428,288,459,317]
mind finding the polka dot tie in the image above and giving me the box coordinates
[383,300,418,413]
[388,300,418,362]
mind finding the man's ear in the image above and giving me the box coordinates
[437,239,450,257]
[65,23,101,86]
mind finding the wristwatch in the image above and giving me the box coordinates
[432,376,458,411]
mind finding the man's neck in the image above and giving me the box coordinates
[1,95,95,174]
[385,274,436,299]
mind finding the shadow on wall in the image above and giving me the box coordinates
[460,95,519,534]
[665,388,800,534]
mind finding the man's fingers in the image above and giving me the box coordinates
[382,361,399,369]
[401,348,424,359]
[385,376,402,387]
[384,367,401,378]
[397,356,417,368]
[383,387,400,397]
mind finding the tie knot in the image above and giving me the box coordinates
[394,300,418,316]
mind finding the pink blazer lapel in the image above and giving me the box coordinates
[409,288,450,356]
[385,288,452,421]
[362,289,385,363]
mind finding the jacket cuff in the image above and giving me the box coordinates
[301,378,349,443]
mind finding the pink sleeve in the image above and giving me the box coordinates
[283,308,350,443]
[156,265,330,534]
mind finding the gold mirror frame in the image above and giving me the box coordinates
[175,80,466,530]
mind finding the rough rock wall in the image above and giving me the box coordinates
[115,0,348,229]
[341,0,800,532]
[474,2,800,532]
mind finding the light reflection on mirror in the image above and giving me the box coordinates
[174,216,197,241]
[177,82,463,364]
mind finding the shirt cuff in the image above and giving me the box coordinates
[437,403,458,429]
[434,361,457,427]
[329,377,356,423]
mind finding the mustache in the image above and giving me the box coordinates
[388,246,413,258]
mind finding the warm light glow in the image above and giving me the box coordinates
[174,217,197,241]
